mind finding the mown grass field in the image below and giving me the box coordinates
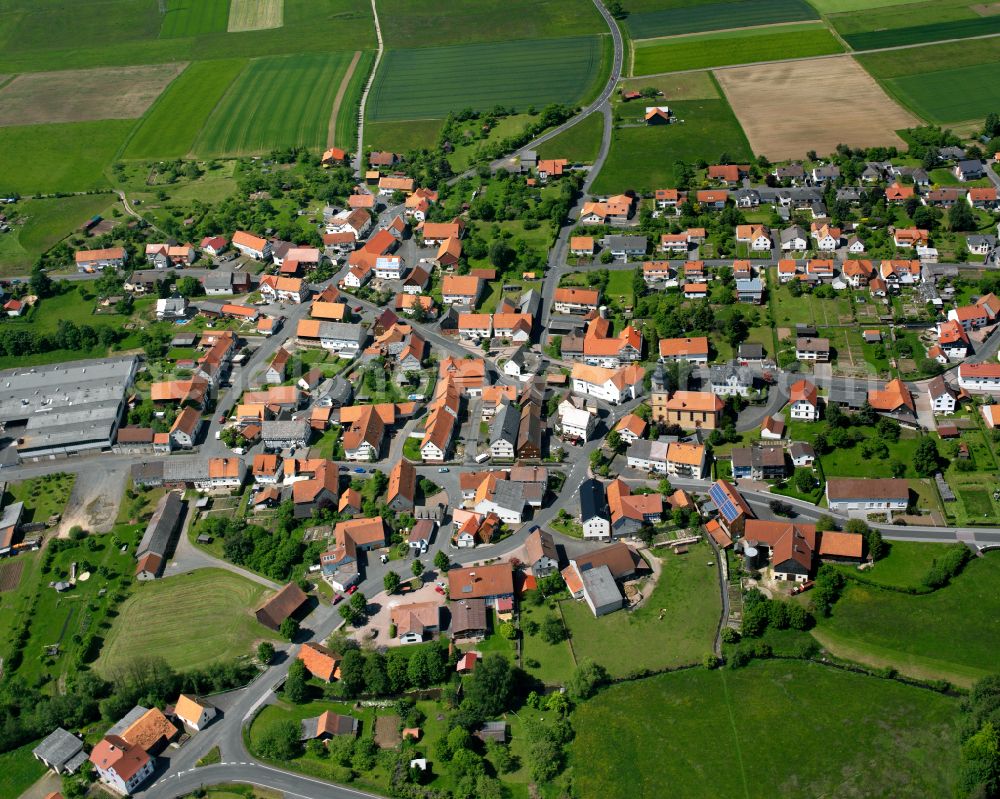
[814,553,1000,687]
[367,36,606,122]
[122,59,247,159]
[632,23,842,75]
[625,0,818,40]
[537,110,604,162]
[159,0,231,38]
[593,97,752,194]
[807,0,925,10]
[377,0,605,48]
[0,0,374,74]
[0,194,116,274]
[0,120,133,194]
[97,569,276,673]
[571,660,959,799]
[196,52,352,155]
[560,544,720,677]
[364,119,444,154]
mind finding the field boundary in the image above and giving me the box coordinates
[115,62,192,160]
[328,51,362,148]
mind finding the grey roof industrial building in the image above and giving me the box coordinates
[0,356,138,459]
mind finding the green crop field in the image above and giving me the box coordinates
[882,63,1000,124]
[333,50,375,150]
[377,0,606,48]
[0,120,133,194]
[0,0,374,74]
[808,0,927,10]
[592,97,752,194]
[159,0,231,38]
[364,119,445,153]
[625,0,818,40]
[537,110,604,162]
[571,660,959,799]
[832,0,1000,49]
[633,23,842,75]
[97,569,276,673]
[814,552,1000,687]
[122,59,247,159]
[367,36,607,122]
[195,52,352,156]
[0,195,116,274]
[857,37,1000,78]
[560,544,720,677]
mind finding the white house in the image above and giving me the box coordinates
[375,255,404,280]
[570,363,644,406]
[825,478,908,513]
[558,400,596,442]
[232,231,271,261]
[90,737,155,795]
[580,478,610,539]
[927,376,956,414]
[174,695,217,731]
[789,379,819,421]
[958,362,1000,392]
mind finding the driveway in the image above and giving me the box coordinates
[361,579,446,649]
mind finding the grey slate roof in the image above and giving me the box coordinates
[136,492,185,561]
[581,564,624,607]
[580,477,606,522]
[490,401,520,448]
[605,235,647,252]
[33,728,84,769]
[262,419,311,442]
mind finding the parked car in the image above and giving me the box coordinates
[353,305,363,313]
[346,585,358,595]
[438,467,449,473]
[333,594,344,604]
[338,465,349,472]
[354,467,366,474]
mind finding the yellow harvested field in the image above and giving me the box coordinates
[715,56,920,160]
[0,63,186,127]
[228,0,284,32]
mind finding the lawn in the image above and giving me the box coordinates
[593,97,751,194]
[376,0,606,48]
[632,23,842,76]
[97,569,277,674]
[571,659,960,799]
[0,740,47,799]
[0,286,142,335]
[832,540,956,591]
[813,553,1000,687]
[196,52,353,156]
[159,0,231,38]
[0,194,116,275]
[560,544,720,678]
[605,269,635,309]
[0,119,133,194]
[367,36,607,122]
[537,110,604,162]
[625,0,818,39]
[122,59,247,159]
[519,598,577,685]
[445,114,536,172]
[617,70,720,100]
